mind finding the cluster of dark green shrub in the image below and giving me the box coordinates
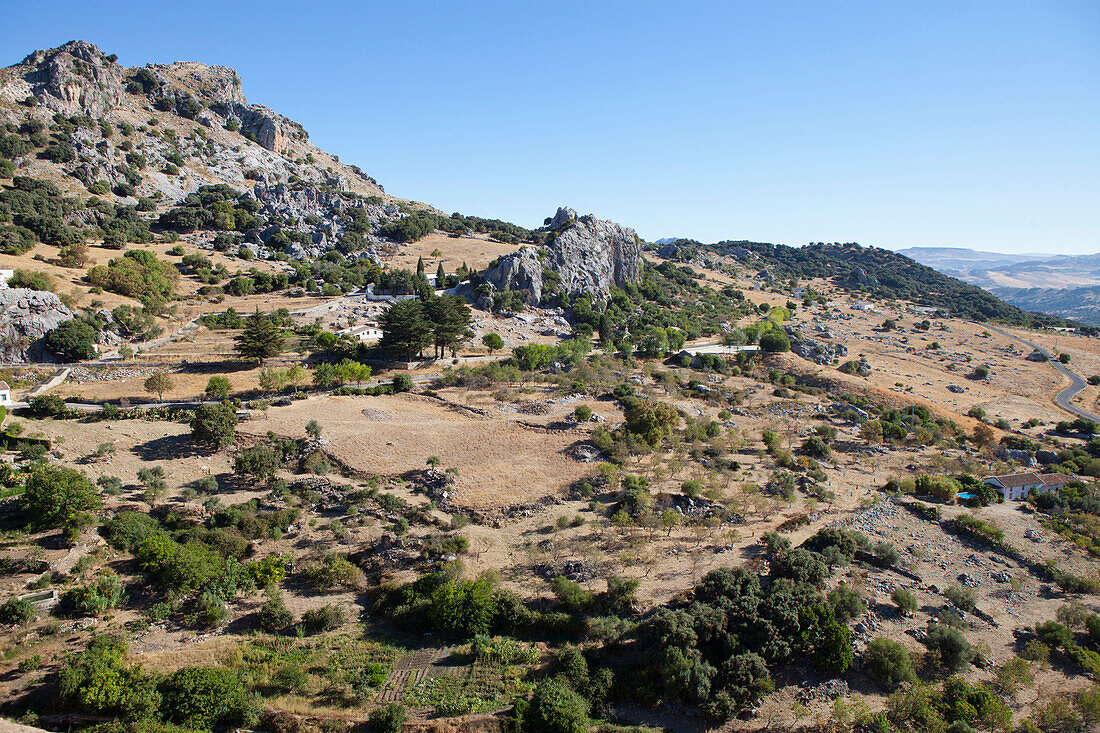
[54,635,258,730]
[630,529,883,720]
[87,249,179,306]
[0,176,83,253]
[673,238,1078,327]
[157,184,261,232]
[1032,480,1100,558]
[558,261,759,343]
[378,208,543,245]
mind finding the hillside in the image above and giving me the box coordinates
[904,247,1100,323]
[2,39,1100,733]
[660,239,1074,327]
[898,246,1045,279]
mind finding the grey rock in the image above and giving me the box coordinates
[998,447,1035,467]
[0,288,77,362]
[791,336,845,365]
[484,247,543,305]
[17,41,125,117]
[484,206,641,305]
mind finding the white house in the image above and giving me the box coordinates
[983,472,1074,501]
[0,381,11,406]
[340,323,383,342]
[0,269,13,288]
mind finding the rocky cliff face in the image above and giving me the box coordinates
[483,207,642,306]
[15,41,125,117]
[0,41,387,206]
[0,289,76,363]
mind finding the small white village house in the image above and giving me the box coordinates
[0,381,11,406]
[983,472,1075,501]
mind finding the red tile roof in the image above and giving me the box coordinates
[986,473,1043,488]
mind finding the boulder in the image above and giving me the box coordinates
[484,247,543,304]
[483,207,641,305]
[0,288,77,362]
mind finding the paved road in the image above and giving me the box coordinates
[981,323,1100,422]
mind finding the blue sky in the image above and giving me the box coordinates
[2,1,1098,254]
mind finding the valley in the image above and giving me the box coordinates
[0,39,1098,733]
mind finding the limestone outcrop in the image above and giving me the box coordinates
[17,41,125,117]
[0,289,77,363]
[483,207,642,306]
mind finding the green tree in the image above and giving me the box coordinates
[233,310,285,363]
[234,444,279,482]
[482,332,504,355]
[426,294,473,358]
[624,399,679,446]
[305,420,322,439]
[44,319,97,361]
[21,465,101,530]
[159,666,258,730]
[190,403,238,449]
[379,299,431,361]
[205,375,232,400]
[143,372,174,402]
[759,330,791,353]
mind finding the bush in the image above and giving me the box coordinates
[392,374,414,393]
[300,604,347,634]
[891,588,919,614]
[944,585,977,612]
[574,404,593,422]
[827,583,866,622]
[0,597,37,625]
[522,677,590,733]
[925,623,975,671]
[234,443,280,482]
[58,636,161,719]
[366,704,407,733]
[190,403,238,449]
[257,591,294,633]
[63,573,125,617]
[301,553,361,590]
[159,666,257,730]
[866,638,916,687]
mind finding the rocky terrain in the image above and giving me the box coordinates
[482,207,641,305]
[0,288,75,362]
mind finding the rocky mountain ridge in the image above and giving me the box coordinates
[0,40,402,252]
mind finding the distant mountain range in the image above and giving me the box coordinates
[901,247,1100,324]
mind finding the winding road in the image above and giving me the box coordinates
[981,323,1100,422]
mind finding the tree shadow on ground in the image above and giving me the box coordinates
[131,434,208,461]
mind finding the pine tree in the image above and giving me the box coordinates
[234,310,285,363]
[416,256,425,277]
[426,295,472,359]
[379,299,431,361]
[435,262,445,287]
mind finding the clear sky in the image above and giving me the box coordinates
[2,1,1098,254]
